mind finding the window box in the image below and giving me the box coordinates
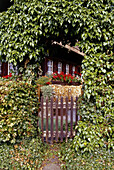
[51,80,81,86]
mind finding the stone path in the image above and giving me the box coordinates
[41,144,61,170]
[43,163,61,170]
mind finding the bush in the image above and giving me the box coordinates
[0,78,39,144]
[0,137,46,169]
[59,141,114,169]
[36,76,51,85]
[41,85,53,101]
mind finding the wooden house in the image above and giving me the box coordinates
[42,42,84,76]
[0,42,84,77]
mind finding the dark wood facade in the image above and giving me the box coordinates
[0,43,84,77]
[42,43,84,76]
[0,62,8,77]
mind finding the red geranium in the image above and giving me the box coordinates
[3,73,12,79]
[51,71,82,84]
[74,71,77,74]
[46,82,51,85]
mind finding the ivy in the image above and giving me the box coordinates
[0,0,113,152]
[0,77,38,143]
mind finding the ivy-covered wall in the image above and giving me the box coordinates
[0,0,113,151]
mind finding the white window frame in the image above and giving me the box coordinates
[72,66,75,76]
[66,64,69,75]
[58,62,62,74]
[47,60,53,75]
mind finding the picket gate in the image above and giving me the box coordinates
[38,96,79,143]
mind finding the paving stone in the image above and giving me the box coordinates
[43,163,61,170]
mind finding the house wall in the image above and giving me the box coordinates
[42,44,83,75]
[0,61,17,77]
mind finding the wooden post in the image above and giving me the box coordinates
[70,96,73,138]
[75,97,78,135]
[51,97,53,144]
[41,96,44,142]
[61,97,63,142]
[56,97,58,142]
[65,96,68,142]
[75,97,78,126]
[46,97,48,143]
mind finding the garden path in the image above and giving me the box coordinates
[41,144,62,170]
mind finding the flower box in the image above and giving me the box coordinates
[51,80,81,86]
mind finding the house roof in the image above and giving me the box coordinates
[52,41,85,57]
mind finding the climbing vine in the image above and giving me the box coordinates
[0,0,113,152]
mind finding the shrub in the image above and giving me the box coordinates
[0,78,38,144]
[36,76,52,85]
[40,85,53,101]
[0,137,46,169]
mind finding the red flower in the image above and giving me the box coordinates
[71,76,73,80]
[64,77,66,81]
[79,73,81,76]
[3,73,12,79]
[60,72,64,75]
[53,75,56,79]
[9,73,12,77]
[58,75,61,79]
[3,75,8,79]
[64,74,67,77]
[46,82,51,85]
[74,71,77,74]
[56,71,58,75]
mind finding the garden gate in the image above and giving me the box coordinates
[38,96,79,143]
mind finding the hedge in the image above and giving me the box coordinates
[0,78,38,143]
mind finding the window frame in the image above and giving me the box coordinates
[66,64,69,75]
[58,62,62,74]
[47,60,53,75]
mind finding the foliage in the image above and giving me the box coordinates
[36,76,51,85]
[0,0,112,65]
[58,141,114,169]
[74,121,113,153]
[0,77,38,144]
[41,85,53,101]
[73,0,114,152]
[19,63,40,84]
[0,0,113,153]
[52,72,82,83]
[0,137,47,169]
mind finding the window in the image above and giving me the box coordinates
[72,66,75,76]
[66,64,69,74]
[47,60,53,75]
[58,62,62,74]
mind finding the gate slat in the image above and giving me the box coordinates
[46,97,48,143]
[65,96,68,142]
[56,97,58,142]
[41,96,44,142]
[75,97,78,135]
[70,96,73,138]
[61,97,63,142]
[75,97,78,126]
[51,97,53,144]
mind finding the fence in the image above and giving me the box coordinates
[38,96,79,143]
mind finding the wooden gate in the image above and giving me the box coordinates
[38,96,79,143]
